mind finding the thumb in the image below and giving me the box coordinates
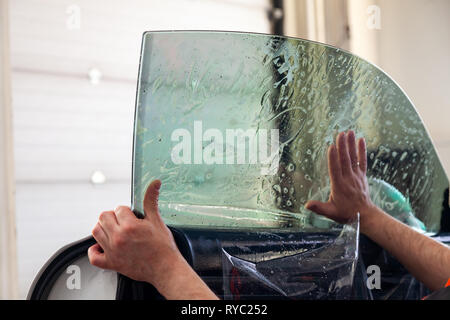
[143,179,162,219]
[305,200,337,220]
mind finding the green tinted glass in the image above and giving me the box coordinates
[132,31,448,233]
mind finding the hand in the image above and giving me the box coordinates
[305,131,374,226]
[305,132,450,292]
[88,180,185,289]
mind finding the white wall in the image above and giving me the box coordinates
[9,0,270,298]
[0,0,18,300]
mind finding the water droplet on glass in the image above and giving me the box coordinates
[287,163,295,172]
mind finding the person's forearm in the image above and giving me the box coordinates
[151,257,219,300]
[361,205,450,291]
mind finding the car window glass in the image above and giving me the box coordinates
[132,31,448,233]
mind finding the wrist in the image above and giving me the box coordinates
[150,254,217,300]
[359,202,385,235]
[145,250,187,290]
[152,252,205,298]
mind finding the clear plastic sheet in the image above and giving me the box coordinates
[132,31,448,234]
[222,216,360,300]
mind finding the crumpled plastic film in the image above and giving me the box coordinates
[222,215,360,300]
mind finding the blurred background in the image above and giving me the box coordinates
[0,0,449,299]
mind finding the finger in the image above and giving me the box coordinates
[114,205,136,225]
[305,201,338,220]
[328,144,342,184]
[92,223,109,248]
[337,131,352,176]
[88,243,108,269]
[347,130,358,171]
[143,179,162,221]
[357,138,367,173]
[98,211,118,233]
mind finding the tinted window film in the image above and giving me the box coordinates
[133,31,447,233]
